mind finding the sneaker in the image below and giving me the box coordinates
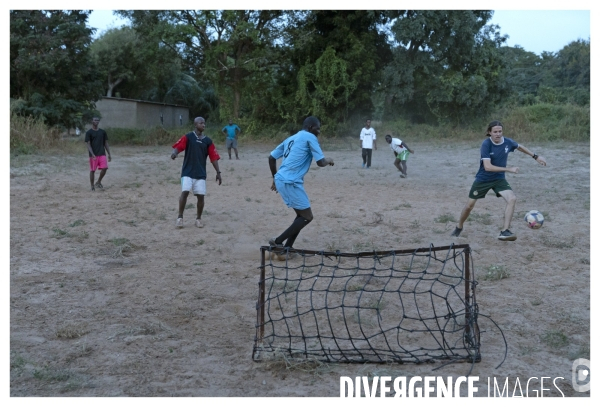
[268,237,283,248]
[95,182,103,189]
[176,217,183,228]
[498,229,517,241]
[400,174,406,178]
[366,166,370,169]
[268,238,284,255]
[450,227,462,237]
[195,219,204,228]
[91,185,95,191]
[362,163,366,168]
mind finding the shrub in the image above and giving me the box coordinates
[10,111,62,154]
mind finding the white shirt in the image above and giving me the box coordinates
[360,127,376,149]
[389,138,406,154]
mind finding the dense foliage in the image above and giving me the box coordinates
[10,10,102,129]
[10,10,590,136]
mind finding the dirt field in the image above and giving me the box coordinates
[9,138,590,397]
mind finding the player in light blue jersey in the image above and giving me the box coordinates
[268,116,334,252]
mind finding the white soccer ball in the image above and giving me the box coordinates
[524,210,544,229]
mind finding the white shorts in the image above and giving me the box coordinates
[181,177,206,195]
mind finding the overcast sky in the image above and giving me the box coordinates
[88,8,591,56]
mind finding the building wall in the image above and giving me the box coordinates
[136,103,189,129]
[95,98,189,129]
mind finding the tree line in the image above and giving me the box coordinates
[10,10,590,134]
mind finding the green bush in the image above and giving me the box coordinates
[502,103,590,142]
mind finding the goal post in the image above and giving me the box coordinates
[253,244,480,365]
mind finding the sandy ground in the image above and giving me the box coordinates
[9,138,590,397]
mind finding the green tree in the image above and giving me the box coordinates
[118,10,286,121]
[553,39,590,89]
[381,10,508,124]
[90,23,217,120]
[285,10,394,126]
[295,47,357,124]
[10,10,102,129]
[499,46,543,104]
[90,26,142,97]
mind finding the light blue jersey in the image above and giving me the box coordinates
[271,130,325,184]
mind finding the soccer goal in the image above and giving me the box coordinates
[252,244,480,365]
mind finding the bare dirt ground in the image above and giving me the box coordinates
[9,139,590,397]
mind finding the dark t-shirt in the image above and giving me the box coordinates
[172,132,220,179]
[475,137,519,182]
[85,128,108,157]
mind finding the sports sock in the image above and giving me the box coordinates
[276,216,312,246]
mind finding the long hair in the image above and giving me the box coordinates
[486,120,503,137]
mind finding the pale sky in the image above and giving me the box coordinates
[88,8,591,55]
[490,10,590,55]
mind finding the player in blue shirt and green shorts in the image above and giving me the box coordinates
[268,116,334,255]
[450,120,547,241]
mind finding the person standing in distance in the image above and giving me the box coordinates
[85,117,111,191]
[268,116,334,253]
[450,120,546,241]
[222,119,241,160]
[360,119,376,168]
[171,117,222,228]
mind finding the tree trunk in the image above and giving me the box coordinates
[106,77,124,97]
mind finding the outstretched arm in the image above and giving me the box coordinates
[517,145,546,166]
[316,157,334,167]
[171,135,187,159]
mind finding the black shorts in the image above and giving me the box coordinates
[468,179,512,199]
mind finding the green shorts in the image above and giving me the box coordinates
[468,179,512,199]
[396,150,410,161]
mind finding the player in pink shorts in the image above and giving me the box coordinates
[85,117,112,191]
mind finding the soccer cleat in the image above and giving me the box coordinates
[95,182,103,189]
[176,217,183,228]
[450,227,462,237]
[195,219,204,228]
[498,229,517,241]
[91,185,95,191]
[400,174,406,178]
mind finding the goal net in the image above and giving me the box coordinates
[252,244,480,365]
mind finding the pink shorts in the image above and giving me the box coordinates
[89,155,108,171]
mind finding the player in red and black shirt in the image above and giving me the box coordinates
[171,117,221,228]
